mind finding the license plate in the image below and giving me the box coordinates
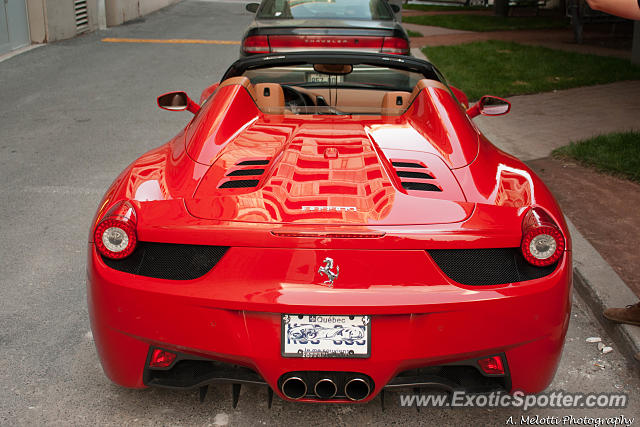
[281,314,370,358]
[305,73,344,84]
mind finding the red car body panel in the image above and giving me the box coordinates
[87,58,572,403]
[89,249,571,397]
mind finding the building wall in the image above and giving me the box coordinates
[24,0,178,44]
[105,0,180,26]
[26,0,47,43]
[26,0,99,43]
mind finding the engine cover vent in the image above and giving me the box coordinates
[227,169,265,177]
[391,159,442,193]
[218,159,270,189]
[219,179,260,188]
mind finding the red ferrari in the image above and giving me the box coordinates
[87,52,571,406]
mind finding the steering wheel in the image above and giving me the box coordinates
[281,86,348,115]
[282,85,311,113]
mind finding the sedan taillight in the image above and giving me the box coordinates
[242,35,270,54]
[94,201,137,259]
[246,35,410,55]
[520,207,565,266]
[381,36,410,55]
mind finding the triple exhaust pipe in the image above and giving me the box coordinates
[281,375,371,401]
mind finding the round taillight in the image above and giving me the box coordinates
[93,202,137,259]
[521,209,565,267]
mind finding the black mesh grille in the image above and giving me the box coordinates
[144,353,265,389]
[402,182,441,192]
[392,161,425,168]
[428,248,557,286]
[390,365,508,392]
[219,179,259,188]
[102,242,228,280]
[227,168,265,176]
[397,171,434,179]
[237,160,269,166]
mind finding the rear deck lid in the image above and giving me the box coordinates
[185,121,473,226]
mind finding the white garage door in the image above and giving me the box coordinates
[0,0,30,56]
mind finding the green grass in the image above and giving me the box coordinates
[404,3,489,11]
[404,14,568,31]
[553,132,640,183]
[407,30,424,37]
[424,40,640,100]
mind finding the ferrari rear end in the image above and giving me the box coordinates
[87,52,571,405]
[88,208,571,403]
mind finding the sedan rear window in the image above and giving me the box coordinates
[256,0,394,20]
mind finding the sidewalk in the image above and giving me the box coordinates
[406,23,633,59]
[474,81,640,161]
[403,9,493,17]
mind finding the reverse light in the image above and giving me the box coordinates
[149,349,177,368]
[93,201,137,259]
[477,355,505,375]
[520,207,565,267]
[242,35,270,54]
[381,36,410,55]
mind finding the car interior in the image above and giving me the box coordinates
[217,75,449,116]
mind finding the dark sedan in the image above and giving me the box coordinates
[241,0,410,56]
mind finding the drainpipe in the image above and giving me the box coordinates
[98,0,106,29]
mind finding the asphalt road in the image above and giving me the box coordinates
[0,1,638,425]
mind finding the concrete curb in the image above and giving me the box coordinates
[411,47,428,61]
[0,44,43,65]
[567,218,640,363]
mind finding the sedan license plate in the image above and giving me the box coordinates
[305,73,344,84]
[281,314,370,358]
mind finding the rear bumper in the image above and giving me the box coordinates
[87,245,572,402]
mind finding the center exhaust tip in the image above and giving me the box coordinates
[281,376,307,400]
[345,377,371,401]
[314,378,338,399]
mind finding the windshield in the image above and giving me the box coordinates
[256,0,394,20]
[239,63,451,115]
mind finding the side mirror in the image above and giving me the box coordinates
[246,3,259,13]
[390,4,401,13]
[157,91,200,114]
[467,95,510,119]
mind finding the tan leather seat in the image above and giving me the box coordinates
[218,77,286,114]
[380,91,411,116]
[253,83,286,114]
[381,79,449,115]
